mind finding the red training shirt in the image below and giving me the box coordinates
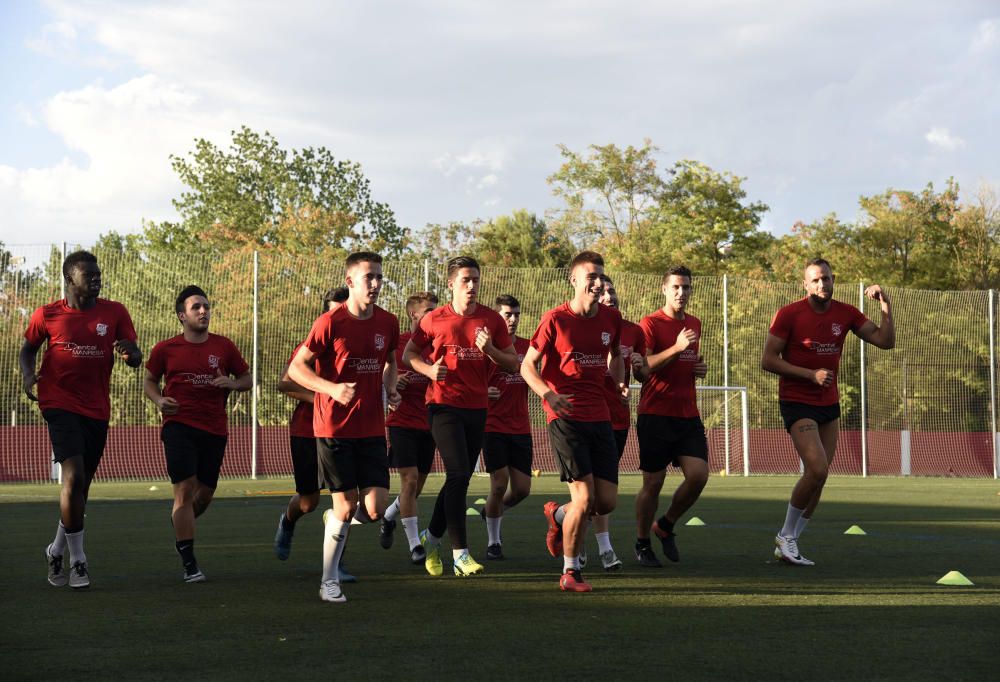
[409,304,512,410]
[768,297,868,406]
[605,319,644,430]
[303,305,399,438]
[638,310,702,418]
[385,331,431,431]
[24,298,138,421]
[530,302,622,423]
[486,336,531,434]
[146,333,249,436]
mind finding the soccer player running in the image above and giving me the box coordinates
[379,291,439,564]
[587,274,643,572]
[521,251,626,593]
[481,294,532,560]
[762,258,893,565]
[273,287,348,561]
[288,252,401,602]
[144,285,251,582]
[403,256,517,577]
[632,266,709,567]
[21,250,142,589]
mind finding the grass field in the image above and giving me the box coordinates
[3,474,999,681]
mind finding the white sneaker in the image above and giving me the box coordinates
[45,544,67,587]
[774,534,812,566]
[600,549,623,572]
[69,561,91,589]
[319,579,346,603]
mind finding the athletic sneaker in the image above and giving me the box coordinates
[379,517,396,550]
[651,523,680,562]
[420,530,443,576]
[579,547,587,568]
[600,550,623,572]
[273,514,293,560]
[485,543,504,560]
[338,564,357,583]
[543,501,563,557]
[184,564,206,583]
[45,544,67,587]
[453,551,485,577]
[559,569,592,592]
[319,579,346,603]
[774,534,813,566]
[410,544,427,564]
[69,561,90,589]
[635,543,662,568]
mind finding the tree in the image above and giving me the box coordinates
[144,126,407,257]
[948,182,1000,290]
[471,210,573,268]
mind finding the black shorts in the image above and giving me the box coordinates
[637,414,709,472]
[388,427,436,474]
[547,419,619,484]
[482,432,533,475]
[290,435,320,495]
[613,428,629,460]
[317,436,389,493]
[42,409,109,476]
[780,401,841,433]
[161,421,228,488]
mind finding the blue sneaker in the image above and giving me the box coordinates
[274,514,293,561]
[338,563,358,583]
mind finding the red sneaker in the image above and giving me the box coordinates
[559,569,592,592]
[543,501,563,557]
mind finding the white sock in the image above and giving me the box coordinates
[402,517,420,550]
[425,530,442,547]
[52,521,67,556]
[322,516,350,582]
[595,531,612,554]
[452,547,469,561]
[66,529,86,565]
[486,516,502,546]
[563,555,580,571]
[384,498,401,522]
[795,515,810,539]
[780,504,805,538]
[554,504,568,525]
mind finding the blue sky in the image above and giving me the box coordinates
[1,1,997,250]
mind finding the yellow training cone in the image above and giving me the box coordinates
[936,571,974,586]
[466,507,481,516]
[844,525,867,535]
[685,517,706,526]
[474,498,487,505]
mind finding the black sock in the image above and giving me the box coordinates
[175,539,196,568]
[280,514,295,532]
[656,516,675,534]
[635,537,652,549]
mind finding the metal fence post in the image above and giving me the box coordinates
[423,258,430,292]
[990,289,997,480]
[251,251,259,480]
[54,242,67,484]
[722,275,731,474]
[859,281,867,478]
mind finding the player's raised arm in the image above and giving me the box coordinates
[288,344,355,406]
[520,344,572,418]
[18,340,41,401]
[114,339,143,367]
[278,367,314,403]
[383,349,401,409]
[854,285,895,350]
[403,337,446,381]
[761,333,833,387]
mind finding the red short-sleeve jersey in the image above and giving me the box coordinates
[486,336,531,434]
[409,304,512,409]
[285,342,315,438]
[638,310,701,418]
[24,298,138,421]
[605,319,644,430]
[530,302,622,424]
[768,298,868,406]
[146,333,249,436]
[385,331,431,431]
[304,305,399,438]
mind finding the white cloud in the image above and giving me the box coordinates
[476,174,499,190]
[925,127,965,150]
[971,18,997,52]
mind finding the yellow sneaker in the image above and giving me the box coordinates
[420,530,443,576]
[453,551,484,577]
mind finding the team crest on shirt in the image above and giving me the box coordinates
[831,323,842,337]
[374,333,386,351]
[95,323,108,337]
[601,331,611,346]
[208,354,220,369]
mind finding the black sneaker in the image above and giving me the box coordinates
[379,517,396,549]
[410,544,427,565]
[635,543,662,568]
[653,525,680,562]
[485,543,504,560]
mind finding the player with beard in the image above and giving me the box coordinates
[762,258,893,565]
[144,285,251,582]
